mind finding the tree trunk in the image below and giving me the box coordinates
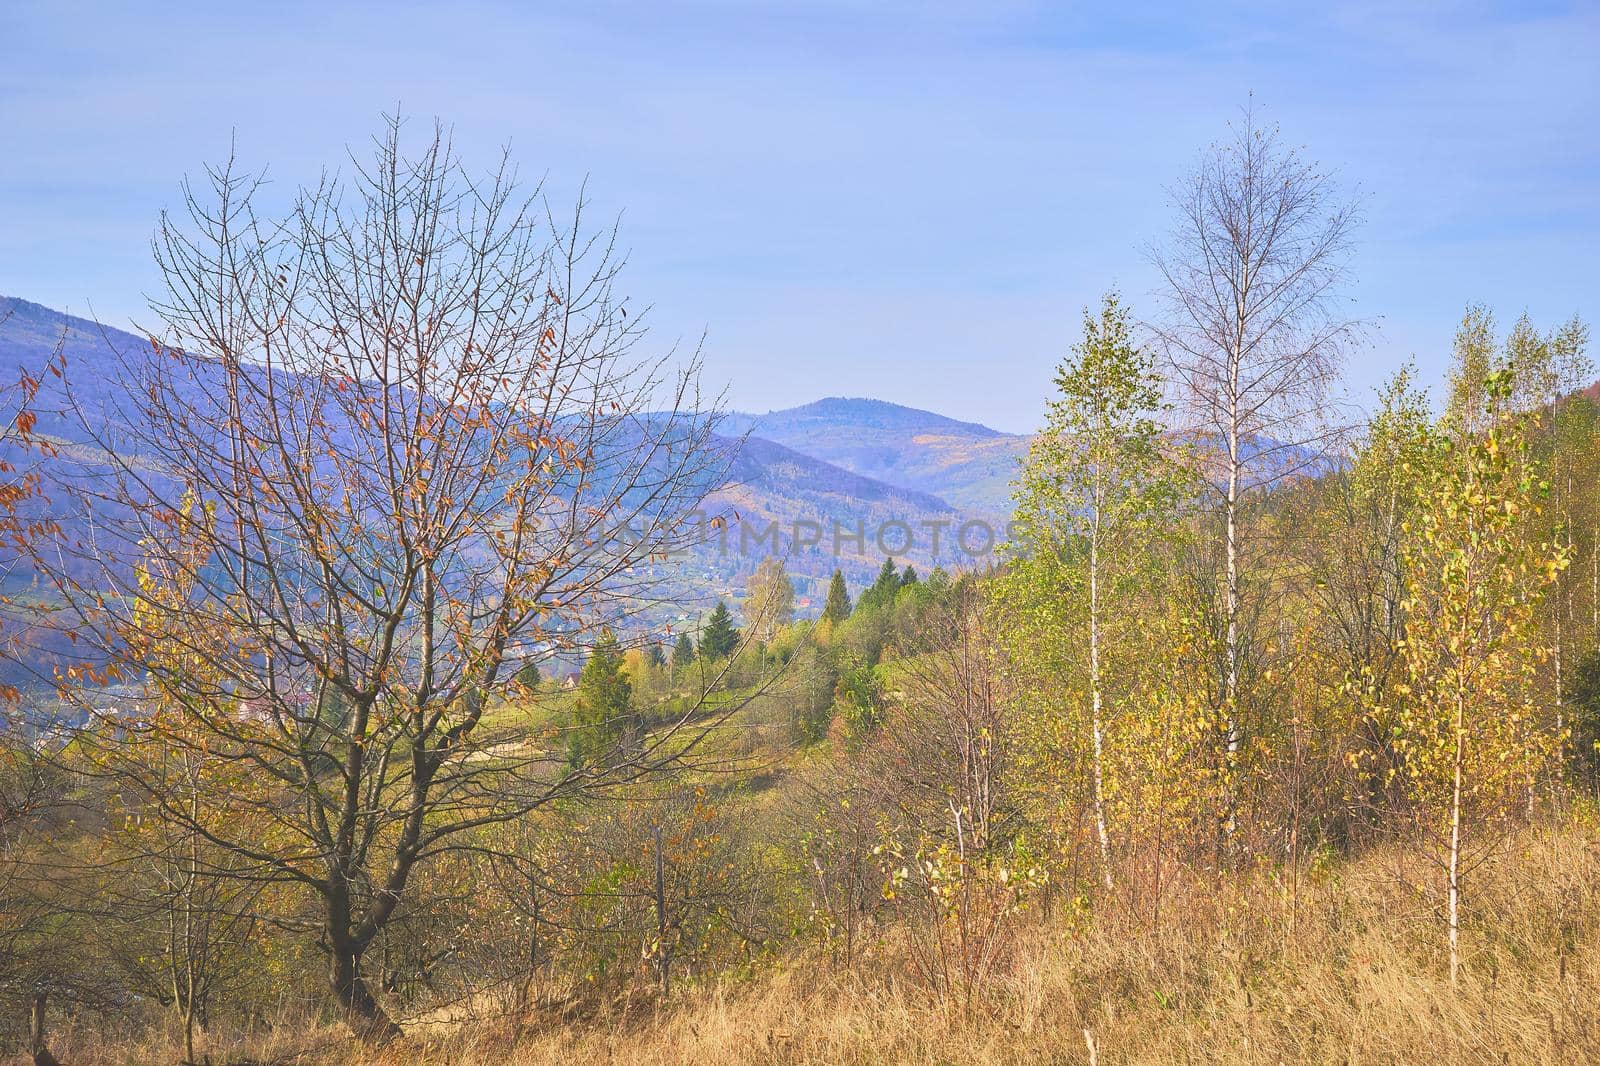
[30,990,60,1066]
[1088,502,1114,892]
[1554,595,1565,789]
[331,944,402,1045]
[1221,400,1242,866]
[653,823,671,997]
[1448,681,1466,987]
[181,998,197,1066]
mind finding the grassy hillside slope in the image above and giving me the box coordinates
[50,815,1600,1064]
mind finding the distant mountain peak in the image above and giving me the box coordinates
[713,395,1028,518]
[737,396,1012,442]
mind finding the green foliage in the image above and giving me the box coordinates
[997,292,1193,878]
[569,629,634,767]
[787,635,840,744]
[513,660,542,690]
[834,652,886,741]
[857,558,903,615]
[1311,363,1437,795]
[889,577,941,650]
[672,632,696,670]
[16,286,1600,1054]
[834,559,948,668]
[821,569,852,624]
[699,601,740,661]
[1445,305,1497,439]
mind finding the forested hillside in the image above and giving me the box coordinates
[2,114,1598,1066]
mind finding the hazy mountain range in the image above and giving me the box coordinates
[0,297,1031,610]
[721,397,1028,518]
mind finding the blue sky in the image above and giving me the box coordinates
[2,1,1596,432]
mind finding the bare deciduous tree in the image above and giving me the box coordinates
[1149,103,1361,860]
[41,116,738,1043]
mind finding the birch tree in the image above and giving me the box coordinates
[1536,316,1593,760]
[1150,105,1360,859]
[744,557,795,644]
[1001,293,1180,892]
[1385,365,1566,984]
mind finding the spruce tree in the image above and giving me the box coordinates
[672,632,696,670]
[859,558,901,613]
[821,569,852,623]
[513,660,542,689]
[699,601,740,660]
[569,629,632,766]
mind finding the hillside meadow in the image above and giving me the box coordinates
[34,816,1600,1064]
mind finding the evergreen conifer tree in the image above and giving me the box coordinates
[821,569,852,623]
[699,601,740,660]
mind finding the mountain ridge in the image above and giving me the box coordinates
[722,395,1016,441]
[721,396,1030,517]
[0,296,1005,599]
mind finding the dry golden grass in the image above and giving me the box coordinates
[52,817,1600,1065]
